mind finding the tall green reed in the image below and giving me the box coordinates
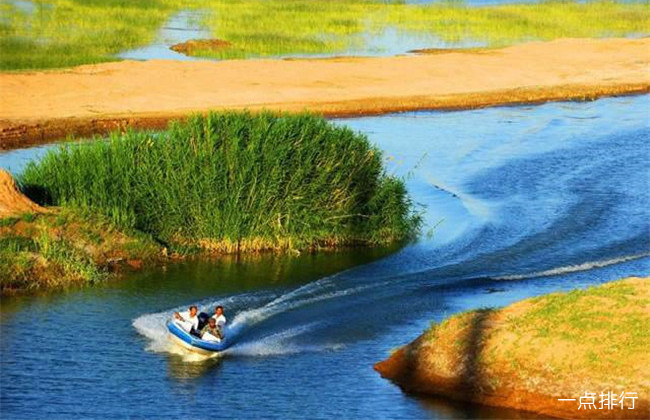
[20,112,421,253]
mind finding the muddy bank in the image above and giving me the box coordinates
[375,277,650,419]
[170,39,231,55]
[1,37,648,149]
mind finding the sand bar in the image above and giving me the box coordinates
[1,37,649,149]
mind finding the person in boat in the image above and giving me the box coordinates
[173,305,199,333]
[200,317,223,342]
[212,305,227,329]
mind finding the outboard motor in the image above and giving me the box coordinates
[197,312,211,331]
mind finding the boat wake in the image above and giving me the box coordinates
[224,322,344,357]
[492,252,650,281]
[133,250,649,363]
[132,281,355,361]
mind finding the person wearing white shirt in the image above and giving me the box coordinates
[211,306,227,337]
[173,305,199,333]
[200,318,222,342]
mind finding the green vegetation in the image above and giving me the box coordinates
[0,0,180,70]
[2,112,417,294]
[382,0,650,48]
[194,0,377,59]
[197,0,650,59]
[0,209,160,293]
[1,0,648,70]
[19,112,421,253]
[504,279,650,372]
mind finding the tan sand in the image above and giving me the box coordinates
[374,277,650,419]
[0,169,47,217]
[1,37,649,149]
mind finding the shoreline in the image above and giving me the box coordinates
[374,278,650,419]
[1,37,648,150]
[1,84,648,151]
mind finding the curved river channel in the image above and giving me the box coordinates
[1,95,649,419]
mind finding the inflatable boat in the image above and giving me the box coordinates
[167,312,229,355]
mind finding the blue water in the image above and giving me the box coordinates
[1,95,649,419]
[0,142,59,174]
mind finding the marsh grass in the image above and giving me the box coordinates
[197,0,650,59]
[0,209,160,293]
[19,112,421,253]
[0,0,175,70]
[1,0,648,70]
[193,0,376,59]
[0,220,105,292]
[382,0,650,46]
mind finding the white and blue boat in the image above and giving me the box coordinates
[167,313,229,355]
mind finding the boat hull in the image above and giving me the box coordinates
[167,320,228,355]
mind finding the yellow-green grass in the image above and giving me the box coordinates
[0,209,161,294]
[196,0,650,59]
[501,278,650,375]
[442,278,647,384]
[387,0,649,47]
[420,278,650,381]
[375,277,650,417]
[1,0,648,70]
[192,0,378,59]
[0,0,180,70]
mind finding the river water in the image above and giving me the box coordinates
[1,95,649,418]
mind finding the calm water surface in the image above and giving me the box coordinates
[1,95,649,419]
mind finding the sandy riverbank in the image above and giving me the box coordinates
[0,169,47,217]
[1,37,649,149]
[375,277,650,419]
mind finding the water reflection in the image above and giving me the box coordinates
[166,354,223,382]
[415,394,553,419]
[110,245,399,298]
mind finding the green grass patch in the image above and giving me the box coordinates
[0,0,178,70]
[197,0,650,59]
[503,279,650,375]
[19,112,421,253]
[0,208,161,293]
[0,217,19,227]
[1,0,648,70]
[0,231,104,292]
[381,0,650,48]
